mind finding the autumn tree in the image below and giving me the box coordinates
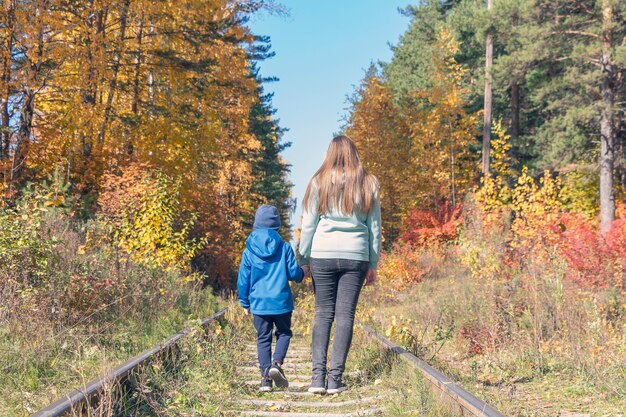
[0,0,292,284]
[346,31,479,244]
[346,66,412,242]
[405,29,479,207]
[482,0,494,174]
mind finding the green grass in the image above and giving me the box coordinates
[348,325,457,416]
[112,295,458,417]
[0,288,222,416]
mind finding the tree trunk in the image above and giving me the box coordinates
[0,0,15,162]
[98,0,131,146]
[617,119,625,189]
[510,81,520,140]
[599,3,615,236]
[81,3,105,158]
[482,0,494,174]
[147,21,155,102]
[14,0,48,183]
[128,11,145,155]
[0,50,11,161]
[13,88,33,177]
[132,12,144,117]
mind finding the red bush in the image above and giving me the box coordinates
[551,213,625,289]
[400,199,463,246]
[605,218,626,258]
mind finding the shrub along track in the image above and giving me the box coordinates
[29,306,506,417]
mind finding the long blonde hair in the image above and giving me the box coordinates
[303,136,378,215]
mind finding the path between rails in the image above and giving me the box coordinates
[29,305,504,417]
[227,336,389,416]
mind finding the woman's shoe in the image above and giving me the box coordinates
[259,376,273,392]
[307,374,327,394]
[268,363,289,388]
[326,376,348,394]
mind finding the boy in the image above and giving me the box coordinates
[237,205,304,392]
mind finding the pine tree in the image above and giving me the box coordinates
[491,0,625,233]
[383,1,448,100]
[249,66,295,238]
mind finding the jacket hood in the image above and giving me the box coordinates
[253,205,281,230]
[246,228,282,259]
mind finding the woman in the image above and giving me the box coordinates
[299,135,381,394]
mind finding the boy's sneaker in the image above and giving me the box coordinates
[259,376,273,392]
[268,363,289,388]
[307,374,326,394]
[326,376,348,394]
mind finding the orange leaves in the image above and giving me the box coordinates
[346,29,480,243]
[99,163,154,221]
[399,199,463,247]
[96,164,206,272]
[605,218,626,258]
[377,244,434,291]
[346,73,411,240]
[550,213,625,289]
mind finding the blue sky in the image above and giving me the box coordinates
[249,1,410,224]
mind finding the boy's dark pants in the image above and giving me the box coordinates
[253,312,293,374]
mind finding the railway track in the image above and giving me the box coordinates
[30,308,506,417]
[30,309,229,417]
[361,326,505,417]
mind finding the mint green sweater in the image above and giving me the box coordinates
[298,185,382,269]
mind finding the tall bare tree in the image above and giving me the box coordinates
[482,0,494,174]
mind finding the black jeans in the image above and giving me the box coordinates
[253,312,293,374]
[310,258,368,380]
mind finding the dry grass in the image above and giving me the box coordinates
[367,244,626,416]
[0,211,222,416]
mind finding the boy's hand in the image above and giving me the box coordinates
[365,269,377,286]
[243,307,250,316]
[302,265,311,278]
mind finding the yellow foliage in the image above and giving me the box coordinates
[475,119,517,220]
[474,119,563,247]
[467,121,571,277]
[510,167,563,248]
[378,245,431,291]
[407,28,479,207]
[385,315,419,349]
[98,168,205,272]
[560,168,599,220]
[490,120,516,180]
[347,28,480,241]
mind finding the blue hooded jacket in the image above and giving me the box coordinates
[237,229,304,315]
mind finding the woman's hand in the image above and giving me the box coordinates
[365,268,377,286]
[302,265,311,278]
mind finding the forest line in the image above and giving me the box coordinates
[344,0,625,240]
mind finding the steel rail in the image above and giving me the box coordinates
[30,308,228,417]
[361,325,507,417]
